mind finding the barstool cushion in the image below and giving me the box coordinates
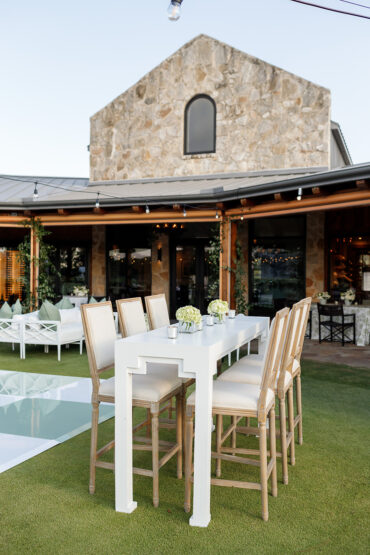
[187,381,274,413]
[99,368,182,402]
[218,361,293,390]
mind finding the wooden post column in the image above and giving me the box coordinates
[29,222,39,309]
[230,221,238,310]
[219,217,231,304]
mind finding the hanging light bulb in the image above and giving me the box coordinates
[167,0,182,21]
[297,187,303,201]
[183,205,187,217]
[33,181,39,201]
[145,205,150,214]
[215,209,219,219]
[95,193,100,208]
[240,215,244,221]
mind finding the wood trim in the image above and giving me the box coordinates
[226,189,370,219]
[219,218,231,303]
[29,225,39,309]
[230,220,237,310]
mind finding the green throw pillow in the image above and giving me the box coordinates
[0,301,13,319]
[55,298,74,309]
[89,296,97,304]
[39,300,61,325]
[99,297,106,303]
[12,299,23,315]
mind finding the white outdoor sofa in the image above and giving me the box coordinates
[0,308,84,361]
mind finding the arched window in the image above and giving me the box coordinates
[184,95,216,155]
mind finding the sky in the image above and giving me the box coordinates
[0,0,369,179]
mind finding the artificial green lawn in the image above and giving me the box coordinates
[0,343,369,554]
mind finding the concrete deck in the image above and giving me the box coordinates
[302,339,370,369]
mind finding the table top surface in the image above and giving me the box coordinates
[117,315,269,351]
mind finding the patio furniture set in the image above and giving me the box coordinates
[0,306,84,361]
[81,293,311,527]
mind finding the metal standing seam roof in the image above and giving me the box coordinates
[0,163,369,210]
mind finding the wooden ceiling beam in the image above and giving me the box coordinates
[311,186,322,196]
[131,205,144,213]
[240,198,255,208]
[274,193,286,202]
[356,179,369,190]
[226,188,370,219]
[216,202,225,210]
[172,204,181,211]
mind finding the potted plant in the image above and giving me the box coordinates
[208,299,229,323]
[340,288,356,306]
[317,291,331,305]
[176,305,202,333]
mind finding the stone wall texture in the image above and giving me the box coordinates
[91,226,106,296]
[306,212,325,299]
[90,34,331,182]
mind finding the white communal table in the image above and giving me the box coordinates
[114,314,269,528]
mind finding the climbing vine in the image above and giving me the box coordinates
[17,218,60,311]
[233,235,249,314]
[207,223,222,300]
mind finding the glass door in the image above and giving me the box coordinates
[170,240,210,317]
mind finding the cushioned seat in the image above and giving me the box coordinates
[99,370,183,403]
[218,362,262,385]
[187,381,275,413]
[218,362,293,390]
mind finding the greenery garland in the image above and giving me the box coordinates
[17,218,60,311]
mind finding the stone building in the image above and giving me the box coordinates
[0,35,369,318]
[90,34,332,181]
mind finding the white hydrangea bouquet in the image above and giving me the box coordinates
[176,305,202,333]
[317,291,330,304]
[72,285,89,297]
[340,288,356,305]
[208,299,229,323]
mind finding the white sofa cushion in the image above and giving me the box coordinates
[60,308,82,326]
[187,381,274,413]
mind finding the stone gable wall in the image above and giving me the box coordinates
[90,35,331,181]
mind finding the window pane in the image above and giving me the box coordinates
[186,97,215,154]
[249,216,306,316]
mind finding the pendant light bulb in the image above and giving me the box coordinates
[167,0,182,21]
[297,187,303,201]
[95,193,100,208]
[145,205,150,214]
[33,181,39,201]
[215,209,219,219]
[183,205,187,218]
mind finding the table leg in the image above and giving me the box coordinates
[115,354,137,514]
[190,359,214,528]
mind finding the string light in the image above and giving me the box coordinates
[215,209,219,219]
[297,187,303,201]
[183,205,187,217]
[95,193,100,208]
[145,205,150,214]
[167,0,183,21]
[33,182,39,201]
[240,214,244,221]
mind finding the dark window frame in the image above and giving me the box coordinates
[184,94,216,155]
